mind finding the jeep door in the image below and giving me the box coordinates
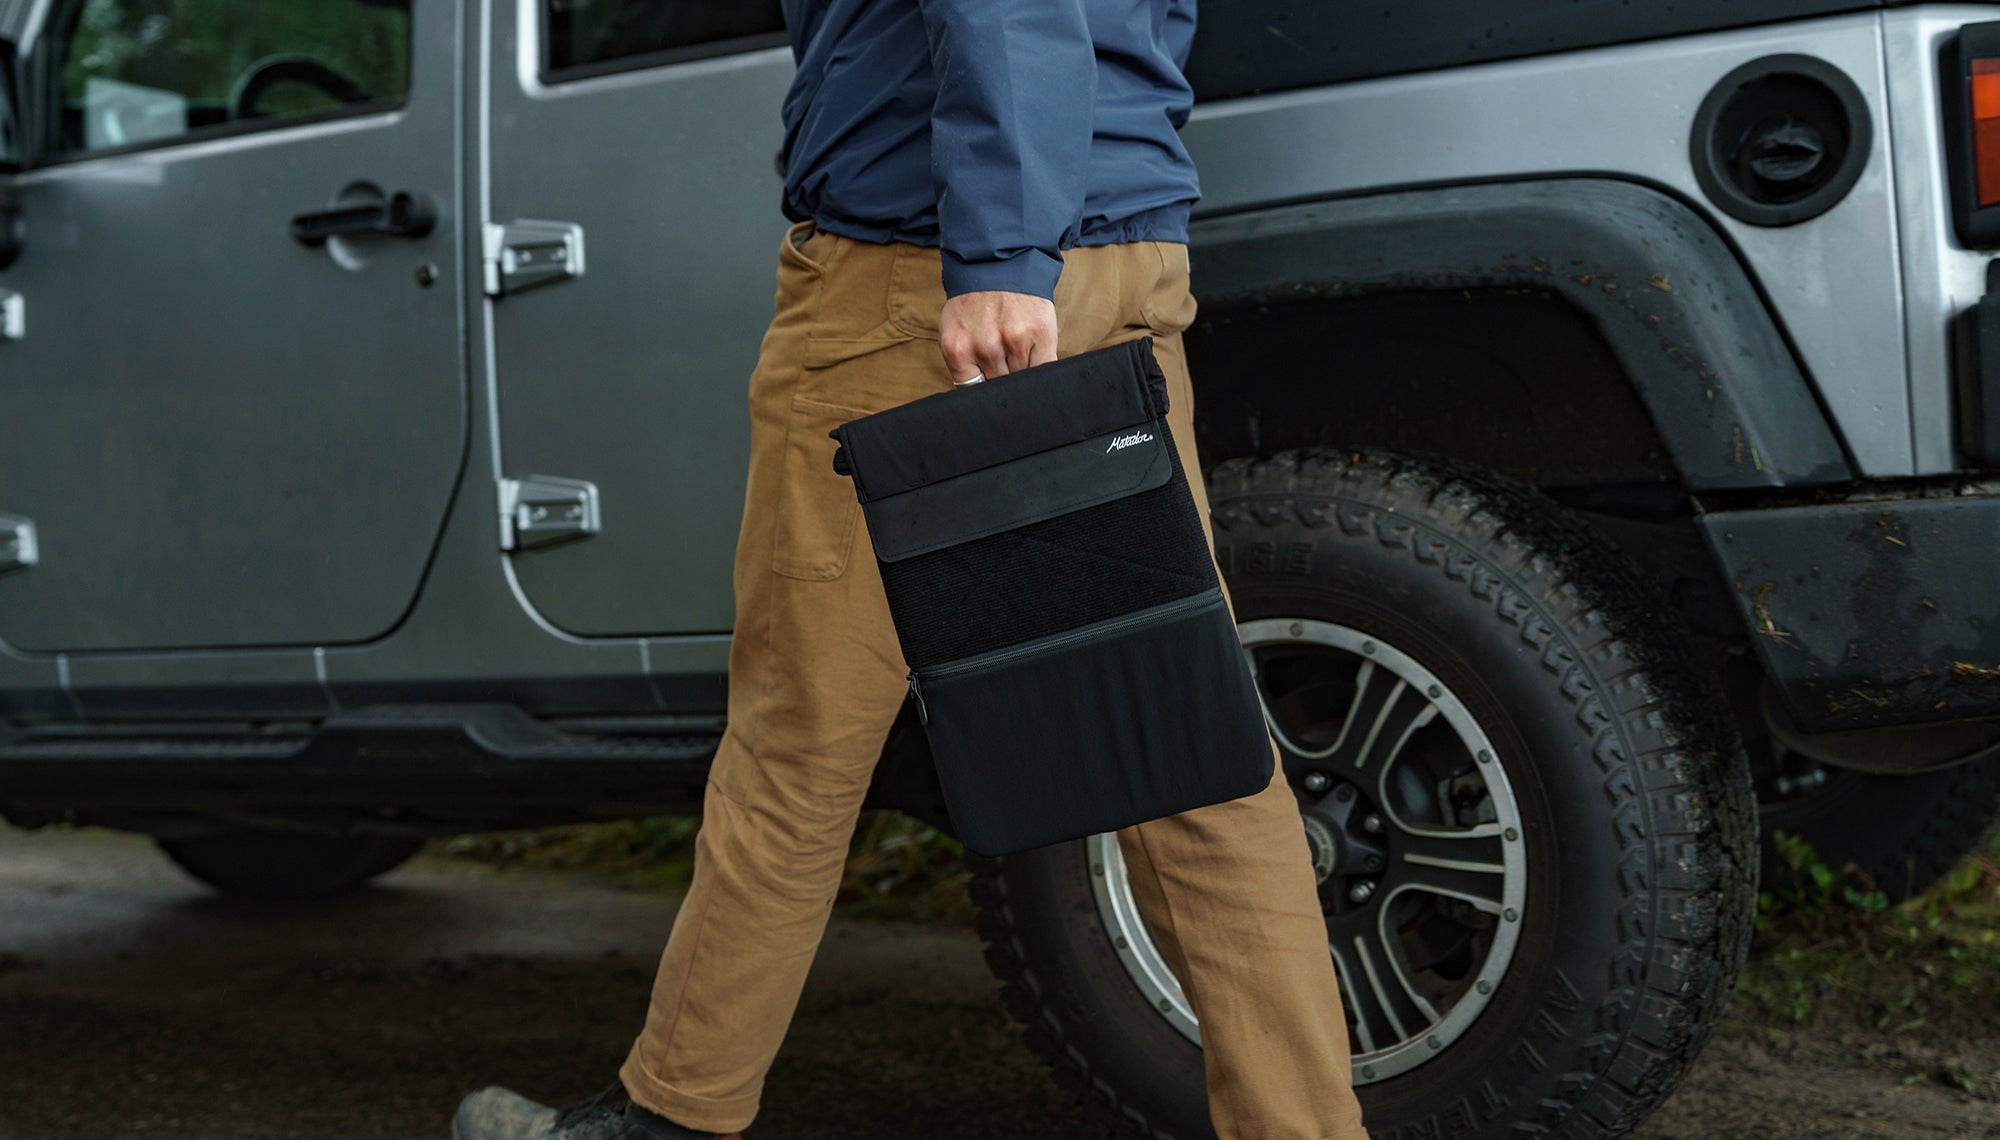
[0,0,464,652]
[482,0,791,636]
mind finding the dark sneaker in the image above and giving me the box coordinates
[452,1083,714,1140]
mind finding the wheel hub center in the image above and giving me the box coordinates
[1301,815,1341,883]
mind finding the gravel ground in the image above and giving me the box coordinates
[0,825,1995,1140]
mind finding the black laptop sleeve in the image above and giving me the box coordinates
[829,338,1272,856]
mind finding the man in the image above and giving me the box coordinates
[453,2,1369,1138]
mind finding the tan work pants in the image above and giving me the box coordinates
[620,222,1369,1140]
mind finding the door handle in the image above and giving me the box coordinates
[290,190,436,247]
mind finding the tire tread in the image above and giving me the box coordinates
[971,449,1758,1139]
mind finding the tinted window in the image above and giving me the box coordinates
[544,0,786,77]
[50,0,410,157]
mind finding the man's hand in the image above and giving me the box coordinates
[940,290,1058,384]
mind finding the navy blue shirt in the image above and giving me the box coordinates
[778,0,1201,300]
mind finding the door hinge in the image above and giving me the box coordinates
[0,290,22,341]
[482,220,585,298]
[498,475,601,551]
[0,514,37,573]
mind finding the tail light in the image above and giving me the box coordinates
[1942,23,2000,246]
[1949,26,2000,464]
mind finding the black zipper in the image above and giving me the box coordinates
[906,588,1225,725]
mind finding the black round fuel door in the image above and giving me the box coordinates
[1691,54,1873,227]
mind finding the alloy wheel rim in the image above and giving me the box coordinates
[1089,618,1530,1083]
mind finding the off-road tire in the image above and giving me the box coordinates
[969,449,1758,1140]
[1760,756,2000,904]
[157,830,424,901]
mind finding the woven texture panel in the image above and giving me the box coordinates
[881,457,1217,670]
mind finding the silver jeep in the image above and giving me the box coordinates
[2,2,1998,1137]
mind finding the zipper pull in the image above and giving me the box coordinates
[907,672,928,725]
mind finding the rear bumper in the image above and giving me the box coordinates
[1701,494,2000,731]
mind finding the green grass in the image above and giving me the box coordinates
[438,816,705,890]
[436,811,974,925]
[1728,829,2000,1097]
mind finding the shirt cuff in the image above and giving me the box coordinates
[942,248,1064,301]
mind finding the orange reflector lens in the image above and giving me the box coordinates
[1975,60,2000,207]
[1975,59,2000,116]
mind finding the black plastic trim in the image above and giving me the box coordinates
[0,669,731,723]
[1964,261,2000,466]
[1700,494,2000,732]
[0,704,720,822]
[1186,180,1855,491]
[0,699,954,832]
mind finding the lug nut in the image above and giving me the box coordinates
[1362,813,1384,834]
[1302,772,1331,793]
[1348,881,1376,904]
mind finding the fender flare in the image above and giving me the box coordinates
[1186,179,1854,491]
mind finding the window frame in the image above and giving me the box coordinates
[32,0,415,168]
[0,36,24,171]
[535,0,787,87]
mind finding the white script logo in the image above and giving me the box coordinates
[1105,431,1154,454]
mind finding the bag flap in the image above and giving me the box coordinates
[862,422,1174,562]
[831,337,1169,503]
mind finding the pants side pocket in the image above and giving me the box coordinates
[771,395,872,581]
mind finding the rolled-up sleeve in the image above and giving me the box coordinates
[917,0,1095,299]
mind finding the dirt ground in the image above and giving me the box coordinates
[0,826,1994,1140]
